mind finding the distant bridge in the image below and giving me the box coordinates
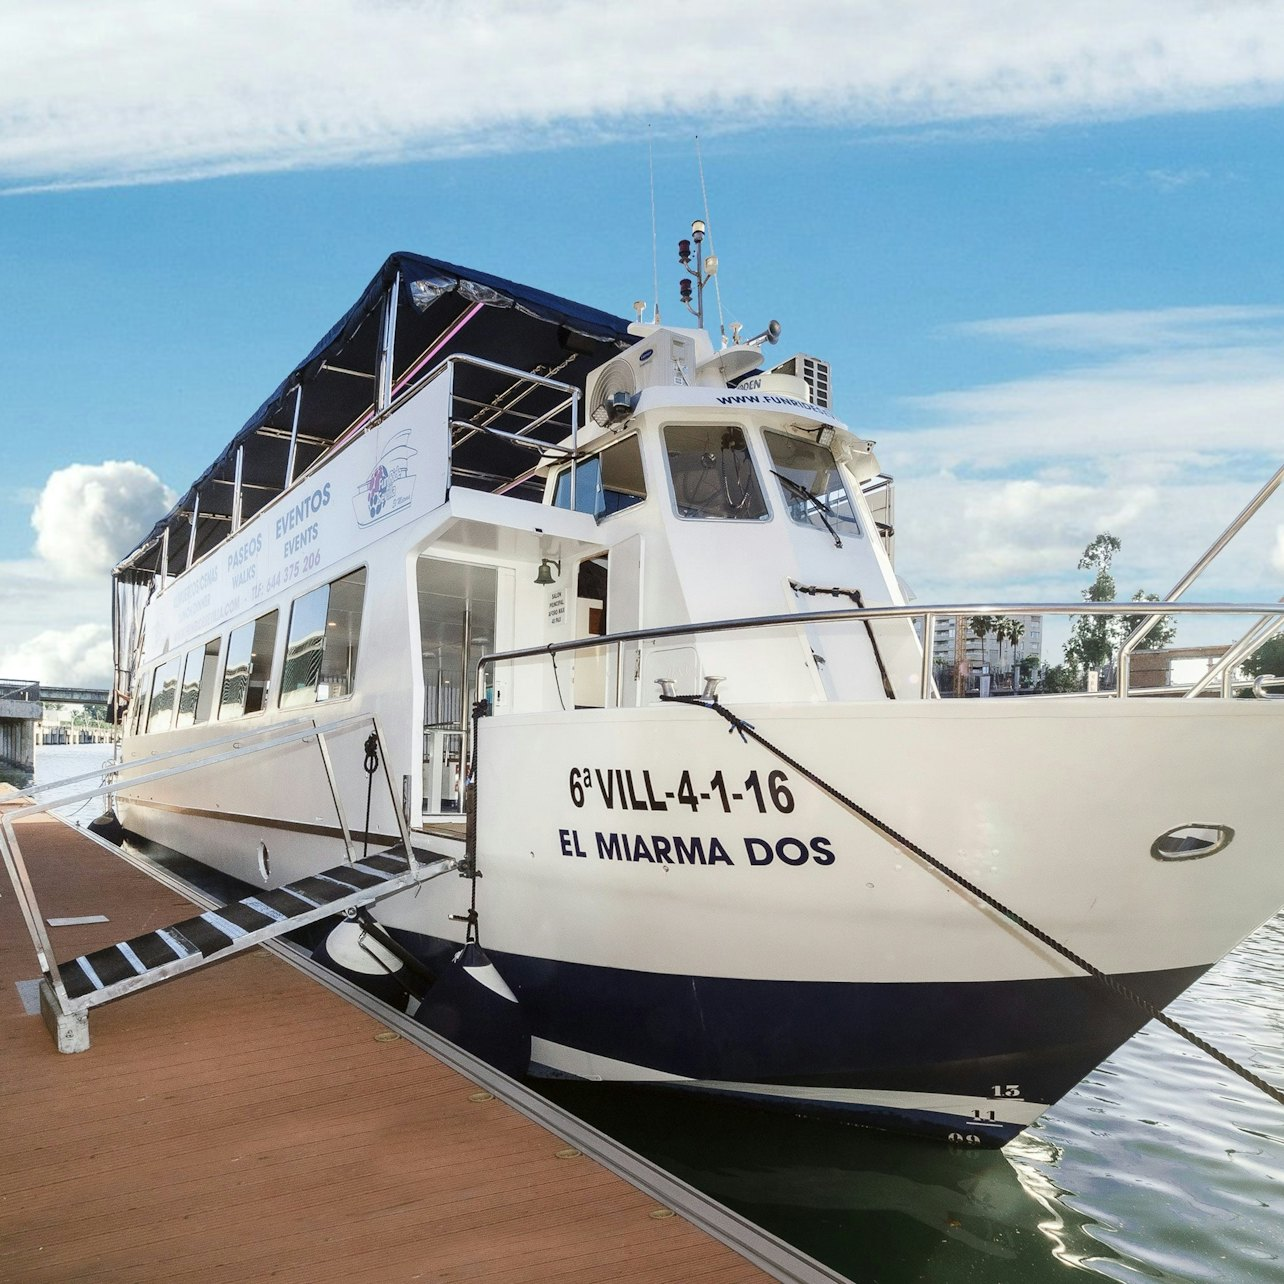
[0,680,111,706]
[1,681,112,774]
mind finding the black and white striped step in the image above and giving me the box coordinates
[59,850,415,1002]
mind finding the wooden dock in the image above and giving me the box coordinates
[0,812,823,1282]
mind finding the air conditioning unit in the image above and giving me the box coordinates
[767,354,832,409]
[585,330,698,424]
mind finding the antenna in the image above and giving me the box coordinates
[648,127,660,324]
[695,135,726,344]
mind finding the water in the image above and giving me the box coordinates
[29,744,1284,1283]
[539,923,1284,1282]
[26,742,119,817]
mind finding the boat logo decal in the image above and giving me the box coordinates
[354,430,418,528]
[1150,823,1235,862]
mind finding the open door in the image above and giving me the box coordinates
[416,557,497,817]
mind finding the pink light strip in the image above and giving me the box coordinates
[330,299,486,452]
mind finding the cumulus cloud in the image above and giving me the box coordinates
[0,624,113,689]
[31,461,175,581]
[882,305,1284,654]
[2,1,1284,190]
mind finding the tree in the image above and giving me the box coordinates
[1120,591,1176,651]
[1064,534,1121,672]
[968,615,999,650]
[1063,533,1172,676]
[1241,633,1284,679]
[1000,617,1026,677]
[1040,661,1083,693]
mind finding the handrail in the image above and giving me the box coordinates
[0,712,413,1019]
[1184,601,1284,699]
[476,599,1284,705]
[1117,462,1284,694]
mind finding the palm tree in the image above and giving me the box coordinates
[1003,618,1026,687]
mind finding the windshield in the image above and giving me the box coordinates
[663,424,768,521]
[763,431,861,536]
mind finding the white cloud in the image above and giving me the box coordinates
[32,461,175,581]
[2,1,1284,190]
[955,306,1284,353]
[0,624,113,689]
[883,305,1284,657]
[0,461,174,689]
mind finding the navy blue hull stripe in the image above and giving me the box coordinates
[387,926,1205,1115]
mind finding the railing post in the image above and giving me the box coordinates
[920,612,934,699]
[1119,462,1284,695]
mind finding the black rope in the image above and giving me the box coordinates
[458,698,489,946]
[791,581,895,700]
[664,693,1284,1110]
[549,646,566,711]
[361,732,378,863]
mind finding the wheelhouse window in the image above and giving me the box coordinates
[174,637,221,729]
[145,657,182,733]
[763,430,862,538]
[552,435,646,518]
[219,610,278,720]
[663,424,768,520]
[280,568,367,709]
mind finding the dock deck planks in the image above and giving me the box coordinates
[1,814,771,1283]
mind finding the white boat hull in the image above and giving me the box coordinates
[367,696,1283,1143]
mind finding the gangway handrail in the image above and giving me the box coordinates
[0,712,414,1021]
[10,711,354,805]
[1117,462,1284,694]
[477,599,1284,704]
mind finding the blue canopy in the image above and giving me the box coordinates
[120,252,633,579]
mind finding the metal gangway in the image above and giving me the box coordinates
[0,713,457,1052]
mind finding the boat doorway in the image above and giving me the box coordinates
[416,557,498,818]
[573,555,608,709]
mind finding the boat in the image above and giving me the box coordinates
[108,247,1284,1146]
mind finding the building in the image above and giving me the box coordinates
[930,614,1043,695]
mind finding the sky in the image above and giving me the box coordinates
[2,0,1283,687]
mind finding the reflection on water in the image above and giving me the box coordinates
[28,746,1284,1283]
[541,915,1284,1284]
[27,743,118,817]
[540,1079,1088,1283]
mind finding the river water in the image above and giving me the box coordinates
[28,745,1284,1283]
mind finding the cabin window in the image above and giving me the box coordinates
[763,430,862,537]
[131,682,149,735]
[663,424,768,520]
[174,637,221,729]
[280,568,367,709]
[552,436,646,518]
[218,610,279,720]
[145,657,182,734]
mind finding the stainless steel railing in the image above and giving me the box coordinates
[1117,463,1284,695]
[477,598,1284,714]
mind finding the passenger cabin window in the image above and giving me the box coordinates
[145,657,182,733]
[280,568,367,709]
[552,436,646,518]
[131,683,149,735]
[174,637,221,729]
[219,610,279,720]
[763,430,862,537]
[663,424,768,520]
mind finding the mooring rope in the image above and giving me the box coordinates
[361,732,379,864]
[663,693,1284,1109]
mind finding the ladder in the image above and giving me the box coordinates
[57,845,457,1009]
[1,712,452,1051]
